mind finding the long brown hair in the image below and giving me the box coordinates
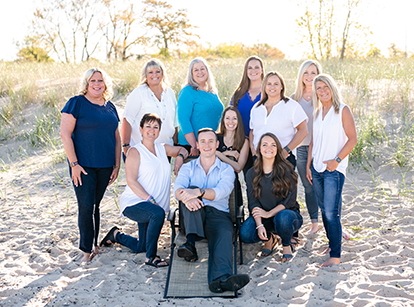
[252,133,297,199]
[232,56,264,108]
[217,106,245,152]
[257,71,289,107]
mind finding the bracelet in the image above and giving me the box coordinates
[284,145,292,154]
[147,195,157,204]
[177,153,185,160]
[256,224,264,230]
[113,165,120,169]
[122,143,130,148]
[70,161,79,168]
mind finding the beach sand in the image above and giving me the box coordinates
[1,102,414,307]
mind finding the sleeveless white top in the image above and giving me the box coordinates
[119,143,171,214]
[312,103,348,176]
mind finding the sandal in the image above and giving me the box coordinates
[99,226,119,247]
[145,256,169,268]
[260,234,279,257]
[281,244,295,263]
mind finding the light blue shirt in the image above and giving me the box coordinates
[173,157,235,212]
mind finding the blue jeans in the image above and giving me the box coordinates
[296,146,319,223]
[240,210,303,247]
[311,164,345,258]
[70,166,113,254]
[115,201,165,259]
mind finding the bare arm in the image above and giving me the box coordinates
[249,129,256,156]
[215,139,249,173]
[323,106,357,171]
[184,132,199,156]
[121,118,132,155]
[306,134,313,185]
[164,144,188,175]
[108,128,122,185]
[60,113,87,187]
[284,120,308,158]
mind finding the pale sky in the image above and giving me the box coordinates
[1,0,413,61]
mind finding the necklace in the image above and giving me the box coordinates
[265,171,273,178]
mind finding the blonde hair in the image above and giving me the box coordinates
[139,58,169,90]
[313,74,342,117]
[79,68,113,101]
[292,60,322,102]
[184,57,217,94]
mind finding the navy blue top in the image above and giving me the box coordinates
[231,91,261,137]
[61,95,119,168]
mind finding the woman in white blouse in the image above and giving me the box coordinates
[121,58,177,158]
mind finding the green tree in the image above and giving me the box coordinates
[142,0,199,57]
[366,44,382,58]
[16,36,53,62]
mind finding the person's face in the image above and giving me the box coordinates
[197,131,218,158]
[260,136,277,159]
[87,72,105,98]
[302,64,318,88]
[224,110,238,132]
[139,120,160,141]
[315,81,332,103]
[192,62,208,85]
[247,59,262,82]
[265,75,283,99]
[146,67,162,87]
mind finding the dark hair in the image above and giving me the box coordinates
[257,71,289,107]
[232,56,264,108]
[217,106,245,152]
[140,113,162,129]
[252,133,297,199]
[197,127,217,141]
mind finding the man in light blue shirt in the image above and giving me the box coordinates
[174,128,250,293]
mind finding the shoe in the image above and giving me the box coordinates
[177,242,198,262]
[145,256,169,268]
[99,226,119,247]
[209,274,250,293]
[260,234,279,257]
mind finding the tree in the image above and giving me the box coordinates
[16,36,53,62]
[388,43,404,58]
[142,0,199,57]
[101,0,147,60]
[296,0,370,59]
[366,44,382,58]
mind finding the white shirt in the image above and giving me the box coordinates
[124,84,177,146]
[312,103,349,176]
[119,143,171,214]
[249,98,308,156]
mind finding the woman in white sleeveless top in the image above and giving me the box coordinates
[101,113,188,267]
[306,74,357,267]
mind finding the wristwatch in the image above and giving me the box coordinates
[70,161,79,167]
[199,188,205,198]
[334,156,342,163]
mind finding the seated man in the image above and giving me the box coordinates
[173,128,250,293]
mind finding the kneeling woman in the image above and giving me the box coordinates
[101,113,188,267]
[240,133,303,262]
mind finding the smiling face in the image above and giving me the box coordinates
[197,131,218,158]
[315,81,332,104]
[87,72,105,99]
[223,110,238,132]
[265,75,283,100]
[192,62,208,86]
[139,120,160,142]
[260,135,277,159]
[146,66,162,87]
[302,64,318,88]
[247,59,263,82]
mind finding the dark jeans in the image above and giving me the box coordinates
[240,210,303,247]
[70,166,113,254]
[311,164,345,258]
[115,201,165,259]
[296,146,318,222]
[181,204,234,284]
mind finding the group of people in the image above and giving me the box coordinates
[60,55,357,293]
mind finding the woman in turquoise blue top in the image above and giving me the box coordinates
[230,56,264,175]
[177,57,224,156]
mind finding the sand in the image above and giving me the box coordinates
[1,102,414,306]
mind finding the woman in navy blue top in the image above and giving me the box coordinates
[230,56,264,176]
[176,57,223,156]
[61,68,121,263]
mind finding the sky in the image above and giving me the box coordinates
[1,0,413,61]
